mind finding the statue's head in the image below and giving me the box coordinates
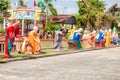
[6,22,12,27]
[33,26,38,32]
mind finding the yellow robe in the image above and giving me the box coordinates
[68,28,76,39]
[105,32,111,47]
[28,31,41,53]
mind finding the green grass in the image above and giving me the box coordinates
[0,40,69,60]
[0,47,69,60]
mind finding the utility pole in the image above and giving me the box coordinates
[63,7,67,14]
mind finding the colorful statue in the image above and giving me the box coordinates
[82,29,90,49]
[86,30,96,49]
[105,29,112,47]
[3,21,20,58]
[28,26,41,54]
[68,26,76,40]
[53,28,63,51]
[112,27,120,45]
[72,28,83,50]
[82,29,89,39]
[72,30,78,42]
[97,29,105,47]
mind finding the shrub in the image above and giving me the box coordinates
[0,28,6,34]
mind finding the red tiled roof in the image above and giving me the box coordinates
[49,15,75,23]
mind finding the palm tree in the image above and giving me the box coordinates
[44,0,57,15]
[95,3,117,30]
[0,0,9,24]
[43,0,57,32]
[0,0,10,14]
[18,0,27,7]
[76,0,106,30]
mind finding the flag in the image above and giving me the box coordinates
[38,1,44,8]
[34,0,38,7]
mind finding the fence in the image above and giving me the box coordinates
[0,39,69,53]
[0,37,118,52]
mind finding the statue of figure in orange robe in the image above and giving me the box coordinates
[28,26,41,54]
[86,30,96,49]
[105,29,112,47]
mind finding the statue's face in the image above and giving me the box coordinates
[109,29,111,32]
[34,29,38,33]
[93,30,96,34]
[7,23,12,27]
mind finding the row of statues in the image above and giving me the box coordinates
[3,20,120,58]
[68,27,120,50]
[3,21,41,58]
[3,21,65,58]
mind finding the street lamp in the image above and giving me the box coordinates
[63,7,67,14]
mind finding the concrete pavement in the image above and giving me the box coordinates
[0,47,120,80]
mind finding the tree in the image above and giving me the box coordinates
[44,0,58,33]
[0,0,10,13]
[45,20,59,32]
[0,0,10,23]
[76,0,106,30]
[19,0,26,7]
[44,0,57,15]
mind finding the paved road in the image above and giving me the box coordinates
[0,47,120,80]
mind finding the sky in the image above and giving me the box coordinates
[10,0,120,15]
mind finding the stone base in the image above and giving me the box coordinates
[68,41,78,50]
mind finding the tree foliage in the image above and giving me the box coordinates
[44,0,57,15]
[19,0,26,7]
[45,20,59,33]
[0,0,9,23]
[76,0,106,30]
[0,0,10,13]
[43,0,58,33]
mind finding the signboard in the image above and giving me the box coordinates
[13,11,35,19]
[7,9,42,20]
[35,10,42,20]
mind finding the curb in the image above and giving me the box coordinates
[0,45,120,63]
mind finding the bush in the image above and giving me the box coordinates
[0,28,6,34]
[0,16,3,24]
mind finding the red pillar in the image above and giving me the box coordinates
[42,22,46,39]
[26,20,28,33]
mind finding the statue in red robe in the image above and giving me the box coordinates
[3,21,20,58]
